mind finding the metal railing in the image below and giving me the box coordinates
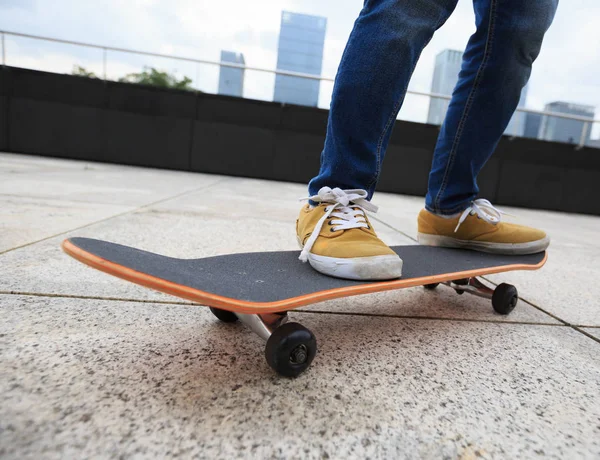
[1,29,598,148]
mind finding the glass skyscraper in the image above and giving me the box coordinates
[524,112,543,139]
[427,49,528,136]
[218,51,245,98]
[273,11,327,107]
[538,102,595,144]
[504,85,528,137]
[427,50,462,126]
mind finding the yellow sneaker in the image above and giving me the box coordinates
[417,199,550,254]
[297,187,403,280]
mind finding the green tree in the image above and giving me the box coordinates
[118,67,194,90]
[72,65,97,78]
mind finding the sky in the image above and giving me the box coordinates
[1,0,599,132]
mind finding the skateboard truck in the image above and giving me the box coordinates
[236,312,289,341]
[445,277,494,299]
[209,308,317,377]
[424,277,519,315]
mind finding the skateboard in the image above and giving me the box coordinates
[62,237,547,377]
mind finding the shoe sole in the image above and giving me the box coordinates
[417,232,550,255]
[297,237,403,280]
[307,253,403,281]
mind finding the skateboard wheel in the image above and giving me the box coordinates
[424,283,439,290]
[209,307,239,323]
[453,278,468,295]
[492,283,518,315]
[265,322,317,378]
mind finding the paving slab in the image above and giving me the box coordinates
[0,195,131,253]
[2,295,599,459]
[300,284,559,324]
[0,152,223,206]
[485,244,600,326]
[1,152,94,172]
[0,153,228,253]
[369,191,426,240]
[583,328,600,341]
[482,206,600,326]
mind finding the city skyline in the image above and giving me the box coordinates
[2,0,598,118]
[1,2,598,146]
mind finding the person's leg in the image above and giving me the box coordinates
[299,0,459,280]
[309,0,459,200]
[426,0,559,215]
[418,0,557,255]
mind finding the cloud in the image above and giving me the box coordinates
[0,0,34,10]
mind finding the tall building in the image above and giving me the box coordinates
[428,49,528,135]
[273,11,327,107]
[539,102,595,144]
[588,139,600,149]
[523,112,543,139]
[427,50,462,126]
[505,85,528,137]
[218,51,245,97]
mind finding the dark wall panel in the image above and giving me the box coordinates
[107,82,196,118]
[280,104,328,135]
[496,161,566,211]
[0,96,6,151]
[272,131,324,183]
[562,169,600,215]
[197,95,281,130]
[191,122,276,177]
[496,137,600,170]
[377,145,433,196]
[476,157,501,202]
[8,67,106,107]
[105,111,191,170]
[380,120,440,197]
[9,98,105,160]
[0,66,6,96]
[389,120,439,149]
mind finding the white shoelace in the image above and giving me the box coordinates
[299,187,377,262]
[455,198,511,232]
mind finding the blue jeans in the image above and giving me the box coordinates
[308,0,558,215]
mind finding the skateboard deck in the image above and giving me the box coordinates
[62,237,547,314]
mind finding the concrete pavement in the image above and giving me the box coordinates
[1,152,599,459]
